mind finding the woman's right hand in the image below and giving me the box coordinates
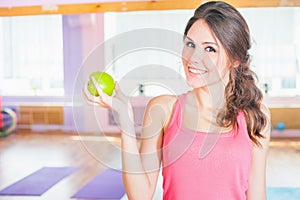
[82,77,133,113]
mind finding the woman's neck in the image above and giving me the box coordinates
[192,83,226,112]
[184,85,231,133]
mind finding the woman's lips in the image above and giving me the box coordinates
[188,66,208,75]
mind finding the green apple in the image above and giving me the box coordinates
[88,71,115,96]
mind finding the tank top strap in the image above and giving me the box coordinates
[236,110,247,129]
[235,110,252,145]
[236,110,247,131]
[165,93,188,132]
[175,93,188,129]
[167,94,250,142]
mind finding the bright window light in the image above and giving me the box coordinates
[0,14,64,96]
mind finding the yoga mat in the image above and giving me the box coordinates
[267,187,300,200]
[0,166,79,196]
[72,169,125,199]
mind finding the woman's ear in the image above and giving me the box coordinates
[232,60,240,68]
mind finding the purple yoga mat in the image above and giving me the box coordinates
[72,169,125,199]
[0,166,79,196]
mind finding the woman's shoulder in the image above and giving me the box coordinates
[147,94,178,112]
[260,103,270,119]
[145,94,179,130]
[251,103,271,148]
[260,103,271,136]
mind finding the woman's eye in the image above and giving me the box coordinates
[204,46,216,52]
[185,41,195,48]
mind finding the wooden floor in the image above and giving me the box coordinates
[0,130,300,200]
[267,137,300,187]
[0,130,114,200]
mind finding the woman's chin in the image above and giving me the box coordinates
[187,81,207,89]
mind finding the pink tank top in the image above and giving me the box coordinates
[162,93,252,200]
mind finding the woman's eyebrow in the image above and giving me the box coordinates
[185,36,218,46]
[202,41,218,46]
[185,36,194,42]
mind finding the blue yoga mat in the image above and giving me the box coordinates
[267,187,300,200]
[0,166,79,196]
[72,169,125,199]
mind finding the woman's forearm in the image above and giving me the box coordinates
[118,110,154,200]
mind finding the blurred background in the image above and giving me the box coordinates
[0,0,300,199]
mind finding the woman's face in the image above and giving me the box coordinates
[182,19,230,89]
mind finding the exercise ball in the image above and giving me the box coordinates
[0,108,17,137]
[276,122,286,131]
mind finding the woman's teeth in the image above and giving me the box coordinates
[188,67,207,74]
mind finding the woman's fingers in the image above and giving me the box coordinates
[83,80,100,102]
[82,88,100,106]
[82,78,111,108]
[114,82,126,99]
[83,77,131,111]
[91,77,114,106]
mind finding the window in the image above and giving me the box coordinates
[103,10,193,97]
[104,8,300,97]
[0,15,64,96]
[282,78,296,89]
[240,7,300,97]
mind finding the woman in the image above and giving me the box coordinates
[84,1,270,199]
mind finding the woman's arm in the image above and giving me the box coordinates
[83,78,175,200]
[247,104,271,200]
[122,95,176,200]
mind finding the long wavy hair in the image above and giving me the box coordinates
[184,1,267,146]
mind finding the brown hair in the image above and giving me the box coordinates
[184,1,267,146]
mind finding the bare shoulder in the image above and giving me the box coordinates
[145,94,178,130]
[147,94,178,110]
[256,103,271,149]
[260,103,271,135]
[260,103,271,120]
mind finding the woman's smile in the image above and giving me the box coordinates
[188,66,208,76]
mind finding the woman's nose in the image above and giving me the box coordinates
[189,48,205,66]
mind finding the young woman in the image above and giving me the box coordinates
[84,1,270,199]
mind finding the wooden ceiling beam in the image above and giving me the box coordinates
[0,0,300,17]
